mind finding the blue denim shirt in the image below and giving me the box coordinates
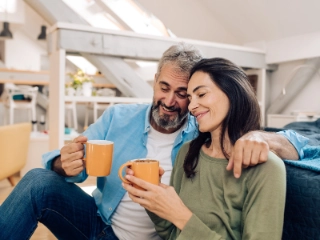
[42,103,308,224]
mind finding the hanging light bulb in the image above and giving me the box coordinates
[37,25,46,40]
[0,22,12,39]
[0,0,12,39]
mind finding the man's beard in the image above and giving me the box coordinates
[151,100,188,130]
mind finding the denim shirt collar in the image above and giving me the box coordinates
[144,104,152,133]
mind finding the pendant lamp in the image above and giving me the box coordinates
[37,25,46,40]
[0,21,12,39]
[1,0,12,39]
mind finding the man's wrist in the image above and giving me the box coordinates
[265,131,299,160]
[52,156,67,176]
[262,132,279,153]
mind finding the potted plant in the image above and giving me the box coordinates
[67,69,95,96]
[65,82,75,96]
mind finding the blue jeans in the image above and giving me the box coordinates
[0,168,118,240]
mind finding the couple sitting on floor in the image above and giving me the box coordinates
[0,43,308,240]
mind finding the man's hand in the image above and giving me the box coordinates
[53,136,87,176]
[226,131,269,178]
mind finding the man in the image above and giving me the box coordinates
[0,43,307,240]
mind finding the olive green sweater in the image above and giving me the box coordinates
[148,142,286,240]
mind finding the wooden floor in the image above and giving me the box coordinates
[0,173,97,240]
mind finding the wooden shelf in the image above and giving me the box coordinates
[0,69,116,88]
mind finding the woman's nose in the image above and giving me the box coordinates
[188,98,198,112]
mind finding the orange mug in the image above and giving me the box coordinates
[118,159,159,190]
[84,140,113,176]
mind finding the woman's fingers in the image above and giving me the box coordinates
[159,167,165,177]
[125,167,134,175]
[123,182,143,197]
[125,175,155,191]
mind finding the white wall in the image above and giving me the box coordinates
[3,2,47,71]
[0,0,24,23]
[269,60,320,114]
[284,73,320,114]
[4,30,46,70]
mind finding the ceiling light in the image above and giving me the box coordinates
[37,25,46,40]
[0,22,13,39]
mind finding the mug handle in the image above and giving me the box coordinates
[83,142,88,161]
[118,162,133,184]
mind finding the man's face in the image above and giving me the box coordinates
[151,64,190,133]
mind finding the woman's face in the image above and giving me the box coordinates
[187,71,230,133]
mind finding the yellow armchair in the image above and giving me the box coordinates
[0,123,31,186]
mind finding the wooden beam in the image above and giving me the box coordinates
[0,69,49,85]
[47,22,266,69]
[82,54,153,98]
[64,96,152,104]
[49,48,65,150]
[0,69,115,87]
[24,0,88,26]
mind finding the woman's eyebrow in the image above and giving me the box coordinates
[191,85,206,93]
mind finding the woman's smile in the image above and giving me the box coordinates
[194,110,209,121]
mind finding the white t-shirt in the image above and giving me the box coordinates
[111,126,181,240]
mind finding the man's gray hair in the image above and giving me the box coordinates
[156,42,202,78]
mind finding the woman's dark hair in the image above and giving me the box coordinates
[184,58,261,178]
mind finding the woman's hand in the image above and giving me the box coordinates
[122,175,192,230]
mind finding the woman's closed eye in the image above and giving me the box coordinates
[187,92,206,101]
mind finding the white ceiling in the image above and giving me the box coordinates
[202,0,320,43]
[137,0,320,45]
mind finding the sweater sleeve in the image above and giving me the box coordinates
[148,143,226,240]
[177,214,224,240]
[241,151,286,240]
[148,211,226,240]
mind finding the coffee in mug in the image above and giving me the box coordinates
[118,159,159,190]
[84,140,113,176]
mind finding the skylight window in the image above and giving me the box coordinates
[0,0,17,13]
[63,0,172,37]
[66,55,98,75]
[101,0,169,36]
[62,0,122,30]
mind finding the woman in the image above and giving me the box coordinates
[123,58,286,240]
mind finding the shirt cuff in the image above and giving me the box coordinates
[42,149,60,170]
[277,130,309,159]
[42,149,87,183]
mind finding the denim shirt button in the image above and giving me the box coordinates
[109,207,112,211]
